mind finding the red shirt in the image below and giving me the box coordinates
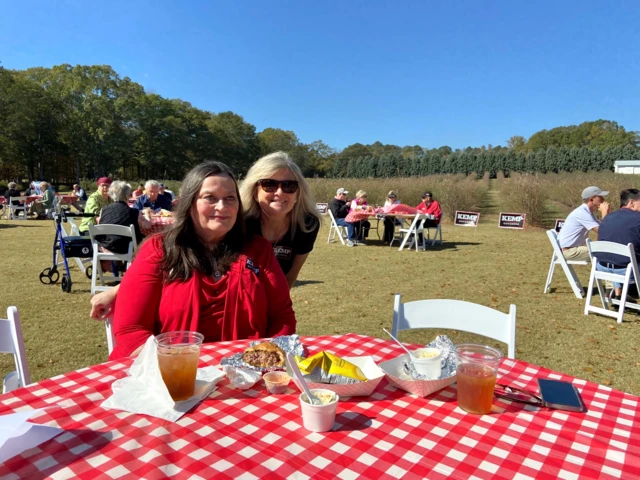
[416,200,442,224]
[110,235,297,360]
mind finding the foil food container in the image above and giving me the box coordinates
[220,334,304,372]
[403,335,456,380]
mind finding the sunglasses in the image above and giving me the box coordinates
[258,179,299,194]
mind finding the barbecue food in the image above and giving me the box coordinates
[242,342,285,368]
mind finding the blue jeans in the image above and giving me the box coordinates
[596,262,630,289]
[334,217,354,240]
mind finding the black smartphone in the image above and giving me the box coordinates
[537,379,587,413]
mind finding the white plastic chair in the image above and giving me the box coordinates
[392,294,516,358]
[398,214,427,252]
[423,218,443,246]
[584,240,640,323]
[543,229,589,299]
[327,209,348,245]
[1,307,31,393]
[88,224,137,295]
[7,197,28,220]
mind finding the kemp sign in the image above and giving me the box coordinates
[454,211,480,227]
[499,212,526,229]
[554,219,565,233]
[316,203,328,214]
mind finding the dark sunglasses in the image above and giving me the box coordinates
[258,179,299,194]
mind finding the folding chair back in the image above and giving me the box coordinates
[88,224,137,295]
[584,240,640,323]
[424,214,443,246]
[543,229,588,298]
[397,214,426,251]
[0,307,31,393]
[392,294,516,358]
[327,209,347,245]
[8,197,27,220]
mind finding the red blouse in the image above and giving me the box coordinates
[110,235,297,360]
[416,200,442,224]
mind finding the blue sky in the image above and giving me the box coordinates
[2,0,639,150]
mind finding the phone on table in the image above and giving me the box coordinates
[537,379,587,413]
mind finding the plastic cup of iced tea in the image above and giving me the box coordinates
[455,344,502,415]
[156,331,204,402]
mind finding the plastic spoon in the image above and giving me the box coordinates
[382,328,417,359]
[286,353,322,406]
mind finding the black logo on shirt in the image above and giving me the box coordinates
[245,258,260,276]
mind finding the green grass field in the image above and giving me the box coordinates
[1,186,639,396]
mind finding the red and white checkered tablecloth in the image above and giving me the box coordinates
[1,334,639,479]
[140,215,174,236]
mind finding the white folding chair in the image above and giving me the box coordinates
[7,197,27,220]
[392,294,516,358]
[1,306,31,393]
[45,195,60,219]
[584,240,640,323]
[327,209,347,245]
[398,214,426,252]
[424,218,443,246]
[543,229,589,299]
[88,224,137,295]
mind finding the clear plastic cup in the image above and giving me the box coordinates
[156,331,204,402]
[299,389,339,432]
[455,344,502,414]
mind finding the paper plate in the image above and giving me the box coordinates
[378,354,456,398]
[289,356,385,398]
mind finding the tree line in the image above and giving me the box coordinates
[1,63,638,183]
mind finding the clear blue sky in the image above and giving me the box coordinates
[2,0,639,150]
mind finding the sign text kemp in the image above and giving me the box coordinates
[454,211,480,227]
[498,212,526,229]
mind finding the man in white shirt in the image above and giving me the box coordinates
[558,186,610,262]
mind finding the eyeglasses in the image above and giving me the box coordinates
[493,384,543,406]
[258,179,299,194]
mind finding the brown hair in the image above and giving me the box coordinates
[161,161,246,282]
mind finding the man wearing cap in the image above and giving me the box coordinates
[72,184,88,211]
[133,180,173,213]
[79,177,113,235]
[558,186,611,262]
[159,183,175,202]
[329,188,356,245]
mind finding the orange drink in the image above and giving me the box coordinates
[455,344,502,415]
[156,331,204,401]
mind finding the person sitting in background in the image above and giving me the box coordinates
[96,181,147,253]
[133,180,173,213]
[558,186,610,262]
[382,191,401,243]
[72,184,88,211]
[241,151,321,289]
[596,188,640,300]
[79,177,113,235]
[329,187,350,228]
[132,184,145,198]
[416,191,442,228]
[4,182,21,205]
[28,181,54,219]
[347,190,371,246]
[108,161,296,360]
[31,181,43,196]
[159,183,175,201]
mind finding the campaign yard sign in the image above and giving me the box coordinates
[554,219,565,233]
[454,211,480,227]
[498,212,526,229]
[316,203,328,214]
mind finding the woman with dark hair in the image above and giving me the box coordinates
[108,161,296,360]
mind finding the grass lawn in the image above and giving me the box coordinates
[1,199,639,396]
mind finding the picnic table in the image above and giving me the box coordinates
[140,214,174,236]
[1,334,638,479]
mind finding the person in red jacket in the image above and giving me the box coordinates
[416,191,442,228]
[109,161,296,360]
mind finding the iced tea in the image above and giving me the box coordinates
[455,344,502,415]
[156,331,204,402]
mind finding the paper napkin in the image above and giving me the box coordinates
[102,336,225,421]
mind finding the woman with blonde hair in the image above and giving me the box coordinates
[346,189,371,246]
[240,151,321,289]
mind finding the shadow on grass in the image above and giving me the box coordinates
[0,223,41,229]
[294,280,324,288]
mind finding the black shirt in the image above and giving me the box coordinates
[329,198,350,219]
[597,207,640,267]
[245,215,320,275]
[97,202,144,254]
[4,189,21,205]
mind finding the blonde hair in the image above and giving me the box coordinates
[240,151,322,237]
[355,190,367,199]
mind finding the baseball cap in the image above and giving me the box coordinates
[581,186,608,200]
[337,188,349,195]
[422,191,433,198]
[387,191,397,198]
[96,177,113,186]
